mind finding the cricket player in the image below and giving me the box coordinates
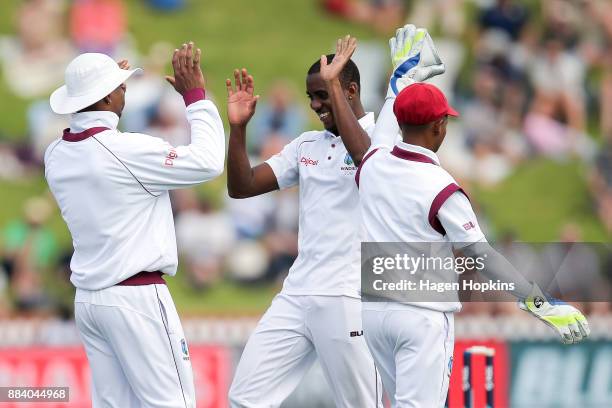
[357,26,591,407]
[44,42,224,407]
[224,36,385,407]
[226,29,445,407]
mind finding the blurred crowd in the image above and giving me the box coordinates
[0,0,611,318]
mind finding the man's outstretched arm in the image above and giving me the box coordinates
[438,191,590,344]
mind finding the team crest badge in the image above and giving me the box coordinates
[344,153,354,165]
[340,152,357,174]
[180,338,189,359]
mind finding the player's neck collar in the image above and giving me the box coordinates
[392,142,439,165]
[69,111,119,133]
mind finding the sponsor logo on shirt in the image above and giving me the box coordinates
[463,221,475,231]
[341,153,357,173]
[344,153,354,165]
[164,148,178,166]
[300,156,319,166]
[349,330,363,337]
[180,338,190,361]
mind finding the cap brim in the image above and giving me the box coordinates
[447,105,459,117]
[50,68,142,115]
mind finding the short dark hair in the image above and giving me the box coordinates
[307,54,360,92]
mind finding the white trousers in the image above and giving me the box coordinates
[75,284,195,408]
[362,303,454,408]
[229,294,383,408]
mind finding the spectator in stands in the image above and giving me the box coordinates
[541,0,582,50]
[174,190,236,290]
[529,34,587,130]
[589,133,612,234]
[0,262,10,316]
[321,0,406,35]
[523,26,597,160]
[0,144,26,179]
[2,197,57,313]
[144,90,189,145]
[145,0,185,11]
[479,0,529,41]
[27,101,70,163]
[249,80,306,155]
[225,186,299,284]
[122,42,173,133]
[226,138,299,283]
[259,188,299,283]
[600,43,612,144]
[0,0,75,98]
[459,66,527,185]
[69,0,126,55]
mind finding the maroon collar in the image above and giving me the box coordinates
[62,127,110,142]
[390,146,438,165]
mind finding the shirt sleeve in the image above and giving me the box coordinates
[437,190,486,248]
[264,136,301,189]
[370,96,401,149]
[111,97,226,194]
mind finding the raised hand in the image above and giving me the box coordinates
[319,35,357,83]
[388,24,445,96]
[226,68,259,127]
[165,41,205,94]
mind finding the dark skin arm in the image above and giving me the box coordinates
[320,35,371,165]
[226,68,279,198]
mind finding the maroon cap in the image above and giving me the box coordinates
[393,83,459,126]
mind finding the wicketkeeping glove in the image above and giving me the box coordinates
[387,24,445,97]
[518,283,590,344]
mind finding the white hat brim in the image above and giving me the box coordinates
[50,68,142,115]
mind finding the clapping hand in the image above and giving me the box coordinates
[226,68,259,127]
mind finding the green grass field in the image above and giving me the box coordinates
[0,0,608,314]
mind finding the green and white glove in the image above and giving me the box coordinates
[387,24,445,97]
[519,283,590,344]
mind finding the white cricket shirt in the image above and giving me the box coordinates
[44,97,225,290]
[357,141,485,312]
[265,112,375,298]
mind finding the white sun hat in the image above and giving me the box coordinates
[50,53,142,115]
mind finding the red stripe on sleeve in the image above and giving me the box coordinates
[428,183,468,235]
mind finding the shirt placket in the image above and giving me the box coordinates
[324,136,339,168]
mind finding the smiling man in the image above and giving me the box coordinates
[225,37,381,408]
[225,28,447,406]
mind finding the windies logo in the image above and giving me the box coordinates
[344,153,354,166]
[300,157,319,166]
[341,152,357,173]
[180,338,189,360]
